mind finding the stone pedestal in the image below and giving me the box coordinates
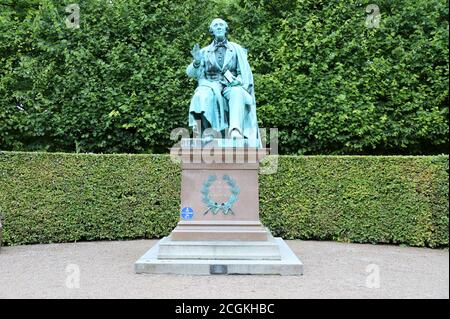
[134,140,303,275]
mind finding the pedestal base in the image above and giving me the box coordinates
[135,145,304,275]
[134,237,303,275]
[170,221,269,241]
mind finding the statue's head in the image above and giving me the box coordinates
[209,18,228,39]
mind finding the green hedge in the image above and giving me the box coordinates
[0,0,448,154]
[260,155,449,247]
[0,151,448,247]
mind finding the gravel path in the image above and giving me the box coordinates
[0,239,448,299]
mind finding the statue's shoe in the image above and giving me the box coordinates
[201,134,214,145]
[230,129,243,139]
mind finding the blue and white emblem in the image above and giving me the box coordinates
[180,207,194,220]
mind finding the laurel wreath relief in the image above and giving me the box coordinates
[201,174,240,215]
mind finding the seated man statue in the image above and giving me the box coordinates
[186,18,261,147]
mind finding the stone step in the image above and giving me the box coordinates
[157,236,281,260]
[135,237,303,276]
[170,226,269,241]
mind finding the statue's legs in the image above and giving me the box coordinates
[191,113,211,134]
[190,86,215,137]
[223,86,246,137]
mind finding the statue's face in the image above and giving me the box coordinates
[210,19,227,38]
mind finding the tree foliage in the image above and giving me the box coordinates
[0,0,448,154]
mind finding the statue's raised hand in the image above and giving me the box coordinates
[191,44,202,64]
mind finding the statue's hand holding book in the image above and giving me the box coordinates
[223,70,242,87]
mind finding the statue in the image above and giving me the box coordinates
[186,18,261,147]
[135,21,303,276]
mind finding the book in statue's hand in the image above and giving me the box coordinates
[223,70,234,83]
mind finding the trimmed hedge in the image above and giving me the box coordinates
[0,151,448,247]
[0,151,181,245]
[259,155,449,247]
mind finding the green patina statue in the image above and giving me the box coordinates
[187,18,261,147]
